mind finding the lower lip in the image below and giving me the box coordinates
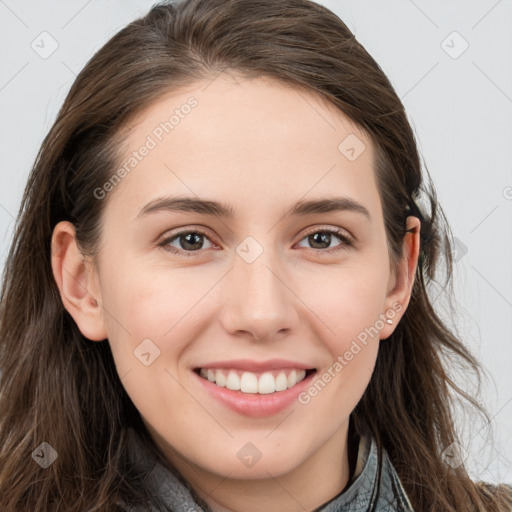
[194,370,316,418]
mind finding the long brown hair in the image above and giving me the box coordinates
[0,0,510,510]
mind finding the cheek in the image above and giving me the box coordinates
[98,259,207,382]
[101,257,211,336]
[299,261,390,347]
[99,264,203,425]
[295,261,387,402]
[299,309,380,431]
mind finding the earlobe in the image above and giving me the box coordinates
[381,216,421,339]
[50,221,108,342]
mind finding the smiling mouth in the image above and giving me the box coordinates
[194,368,317,395]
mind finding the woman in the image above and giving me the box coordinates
[0,0,510,510]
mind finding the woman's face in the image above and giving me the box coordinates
[57,74,418,504]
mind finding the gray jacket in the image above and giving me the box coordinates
[119,427,415,511]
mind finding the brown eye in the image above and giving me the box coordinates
[296,228,353,253]
[160,230,214,256]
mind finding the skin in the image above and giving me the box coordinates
[51,74,420,512]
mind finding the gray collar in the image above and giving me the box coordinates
[121,427,415,511]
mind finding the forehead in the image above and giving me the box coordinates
[106,74,380,221]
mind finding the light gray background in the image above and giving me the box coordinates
[0,0,511,484]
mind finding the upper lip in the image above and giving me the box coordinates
[195,359,315,372]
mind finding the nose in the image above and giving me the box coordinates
[218,241,299,342]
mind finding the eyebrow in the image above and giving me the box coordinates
[137,196,371,221]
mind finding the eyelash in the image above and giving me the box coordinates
[159,227,354,258]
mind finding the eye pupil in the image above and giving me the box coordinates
[181,232,203,250]
[309,232,331,249]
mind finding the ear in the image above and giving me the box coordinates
[380,216,421,340]
[51,220,108,341]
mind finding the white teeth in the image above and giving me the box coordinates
[275,372,288,391]
[215,369,226,387]
[199,368,308,394]
[287,369,297,388]
[241,372,258,393]
[258,372,276,394]
[226,370,241,391]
